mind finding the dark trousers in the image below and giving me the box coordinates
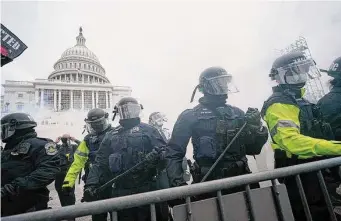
[1,190,49,217]
[55,171,76,207]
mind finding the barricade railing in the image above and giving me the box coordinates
[3,157,341,221]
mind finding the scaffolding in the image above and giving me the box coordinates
[277,36,326,104]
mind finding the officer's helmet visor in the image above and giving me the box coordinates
[85,117,109,134]
[117,103,141,120]
[278,59,319,84]
[1,123,16,141]
[203,75,233,95]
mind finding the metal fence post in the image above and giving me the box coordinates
[295,174,313,221]
[217,190,227,221]
[150,204,157,221]
[271,179,285,221]
[245,184,256,221]
[317,170,337,221]
[185,196,194,221]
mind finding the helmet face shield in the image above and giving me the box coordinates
[276,58,319,84]
[202,75,231,95]
[117,103,141,120]
[1,122,16,142]
[85,116,109,134]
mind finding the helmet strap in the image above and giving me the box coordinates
[190,85,199,103]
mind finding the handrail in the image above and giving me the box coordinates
[3,157,341,221]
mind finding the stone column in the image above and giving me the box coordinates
[82,74,85,84]
[70,90,73,110]
[91,91,95,109]
[53,90,57,110]
[58,90,62,111]
[40,89,44,108]
[35,89,39,107]
[76,73,79,82]
[88,75,90,83]
[105,91,109,109]
[95,91,99,108]
[81,90,85,111]
[109,91,113,109]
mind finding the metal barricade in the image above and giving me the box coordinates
[2,157,341,221]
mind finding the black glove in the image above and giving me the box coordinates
[1,184,18,197]
[245,108,262,130]
[62,186,74,196]
[145,148,160,162]
[83,187,98,202]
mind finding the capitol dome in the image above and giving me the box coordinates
[48,27,109,83]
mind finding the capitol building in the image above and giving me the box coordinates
[1,27,131,114]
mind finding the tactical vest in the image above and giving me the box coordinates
[192,104,246,163]
[84,128,111,164]
[108,125,156,186]
[261,89,334,162]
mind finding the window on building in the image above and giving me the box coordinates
[16,102,24,111]
[18,93,23,98]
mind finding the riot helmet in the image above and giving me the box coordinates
[191,67,235,102]
[270,51,320,86]
[113,97,143,120]
[149,112,167,128]
[320,57,341,79]
[84,108,109,134]
[1,113,37,142]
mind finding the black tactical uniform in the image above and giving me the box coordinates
[262,52,341,221]
[166,67,268,200]
[84,97,167,221]
[55,134,80,208]
[1,113,60,217]
[318,57,341,141]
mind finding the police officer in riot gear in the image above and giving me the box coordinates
[261,52,341,221]
[165,67,268,198]
[62,108,112,221]
[84,97,167,221]
[318,56,341,141]
[54,134,80,209]
[1,113,60,217]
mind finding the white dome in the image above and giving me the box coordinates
[48,27,109,83]
[61,45,99,63]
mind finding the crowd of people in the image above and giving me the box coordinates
[1,52,341,221]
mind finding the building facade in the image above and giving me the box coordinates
[1,28,131,114]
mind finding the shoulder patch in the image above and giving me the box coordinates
[130,126,140,133]
[18,142,31,154]
[45,142,58,155]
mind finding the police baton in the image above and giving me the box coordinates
[200,122,247,183]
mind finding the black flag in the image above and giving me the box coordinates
[1,23,28,67]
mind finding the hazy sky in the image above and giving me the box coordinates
[1,1,341,126]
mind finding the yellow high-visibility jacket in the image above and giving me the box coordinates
[261,87,341,159]
[62,141,89,188]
